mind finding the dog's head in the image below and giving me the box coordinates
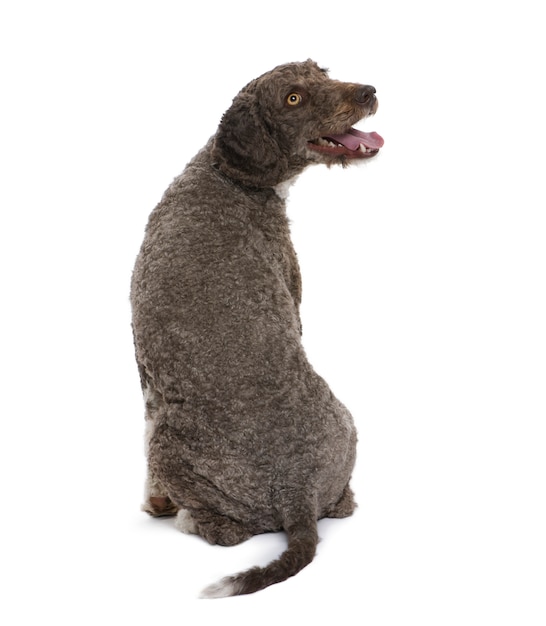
[212,59,383,188]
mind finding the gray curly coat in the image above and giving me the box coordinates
[130,60,382,597]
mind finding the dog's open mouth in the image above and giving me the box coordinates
[308,128,384,159]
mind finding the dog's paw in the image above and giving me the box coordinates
[193,513,253,546]
[142,495,179,517]
[175,509,198,535]
[324,484,357,519]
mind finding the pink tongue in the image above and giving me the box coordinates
[324,128,384,151]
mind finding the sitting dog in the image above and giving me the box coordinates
[131,59,383,597]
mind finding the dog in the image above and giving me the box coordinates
[130,59,383,597]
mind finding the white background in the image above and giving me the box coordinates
[1,1,545,624]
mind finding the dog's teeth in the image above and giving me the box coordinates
[316,137,343,148]
[359,144,375,153]
[316,138,331,147]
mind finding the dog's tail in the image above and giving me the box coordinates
[199,512,318,598]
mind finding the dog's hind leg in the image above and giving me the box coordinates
[140,378,179,517]
[142,472,179,517]
[180,509,254,547]
[142,444,179,517]
[323,483,356,519]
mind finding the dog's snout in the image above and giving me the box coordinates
[355,85,376,104]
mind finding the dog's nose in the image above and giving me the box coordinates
[355,85,376,104]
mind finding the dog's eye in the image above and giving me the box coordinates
[286,93,303,106]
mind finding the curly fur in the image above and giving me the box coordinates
[131,60,382,597]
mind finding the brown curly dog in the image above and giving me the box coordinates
[130,59,383,598]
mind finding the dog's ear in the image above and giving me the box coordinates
[212,93,289,188]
